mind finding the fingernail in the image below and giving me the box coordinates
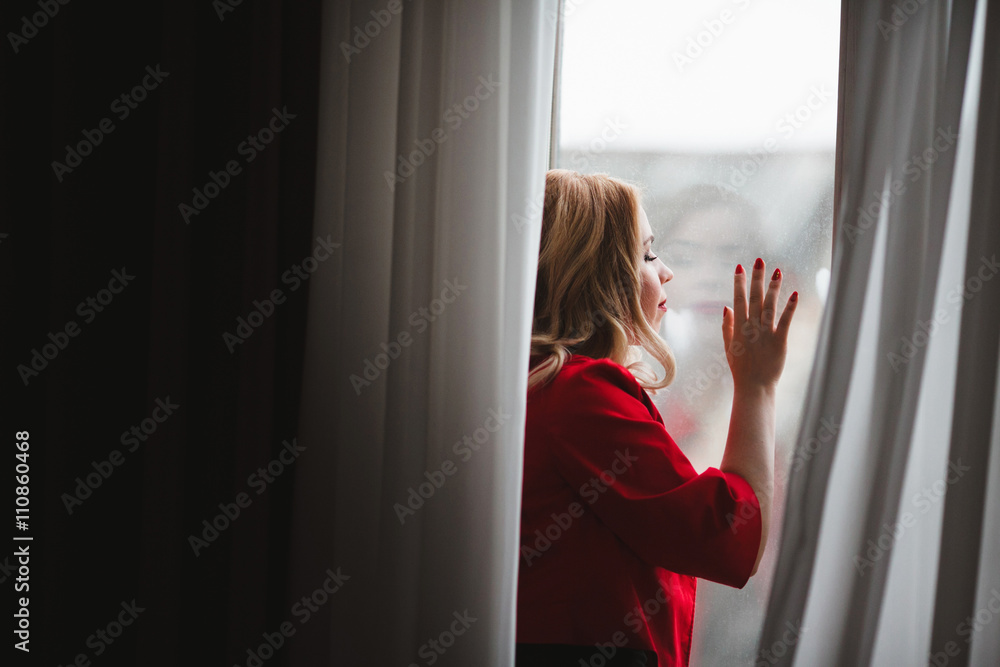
[754,257,764,270]
[735,264,744,274]
[772,268,781,281]
[791,291,798,302]
[723,306,727,319]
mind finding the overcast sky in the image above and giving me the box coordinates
[559,0,842,152]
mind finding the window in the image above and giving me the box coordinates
[554,0,840,662]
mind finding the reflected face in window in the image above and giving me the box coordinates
[663,202,754,315]
[637,206,674,331]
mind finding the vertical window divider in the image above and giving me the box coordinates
[549,0,567,170]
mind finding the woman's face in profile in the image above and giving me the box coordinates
[637,206,674,331]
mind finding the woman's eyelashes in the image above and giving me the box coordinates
[644,250,658,262]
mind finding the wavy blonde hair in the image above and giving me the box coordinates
[528,169,676,394]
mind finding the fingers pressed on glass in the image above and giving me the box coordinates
[722,306,734,350]
[762,267,781,329]
[733,264,748,329]
[776,291,798,339]
[749,257,765,323]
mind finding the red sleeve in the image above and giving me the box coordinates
[543,358,762,588]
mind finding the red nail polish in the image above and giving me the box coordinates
[791,291,798,302]
[723,306,727,319]
[754,257,764,270]
[772,268,781,281]
[735,264,744,274]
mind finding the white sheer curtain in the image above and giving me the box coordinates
[285,1,557,665]
[760,0,1000,665]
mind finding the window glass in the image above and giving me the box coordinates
[556,1,839,662]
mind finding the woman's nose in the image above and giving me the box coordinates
[661,263,674,283]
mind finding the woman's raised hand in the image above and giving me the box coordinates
[719,257,795,576]
[721,258,797,390]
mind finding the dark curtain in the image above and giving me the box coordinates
[3,0,323,664]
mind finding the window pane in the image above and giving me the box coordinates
[556,0,839,663]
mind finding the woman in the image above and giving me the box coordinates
[516,169,797,666]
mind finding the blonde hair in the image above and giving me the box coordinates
[528,169,676,394]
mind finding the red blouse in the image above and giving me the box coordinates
[516,354,762,666]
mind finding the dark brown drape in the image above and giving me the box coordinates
[3,1,323,664]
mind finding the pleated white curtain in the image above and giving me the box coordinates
[285,1,558,665]
[760,0,1000,665]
